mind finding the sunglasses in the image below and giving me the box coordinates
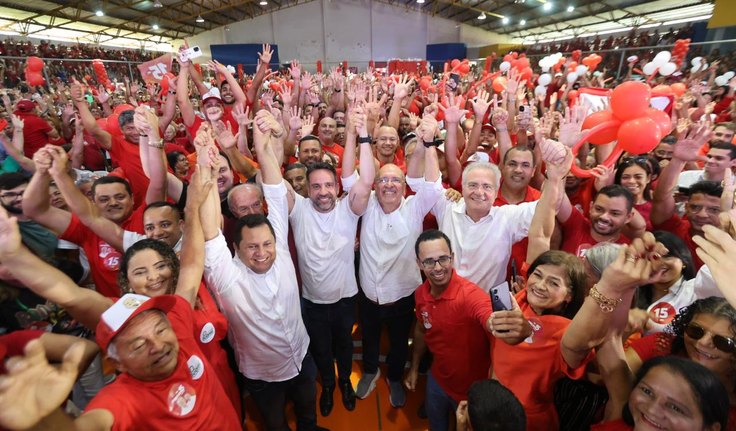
[685,323,736,354]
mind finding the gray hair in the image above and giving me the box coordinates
[226,183,263,213]
[461,161,501,191]
[584,243,623,278]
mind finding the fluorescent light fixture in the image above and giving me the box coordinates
[417,0,425,3]
[520,19,526,25]
[566,5,574,12]
[478,12,486,20]
[152,24,159,30]
[578,32,597,38]
[95,10,104,16]
[663,14,712,26]
[596,26,632,35]
[614,46,619,50]
[502,16,509,24]
[543,2,552,11]
[259,0,268,4]
[639,22,662,29]
[153,0,163,7]
[196,15,204,22]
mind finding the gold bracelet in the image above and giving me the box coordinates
[589,284,622,313]
[148,138,164,149]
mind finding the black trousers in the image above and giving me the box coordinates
[303,296,356,388]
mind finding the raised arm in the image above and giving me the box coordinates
[387,75,412,130]
[195,130,222,242]
[214,120,258,180]
[253,110,283,185]
[247,44,273,106]
[460,89,491,164]
[491,96,513,165]
[439,95,467,187]
[1,116,34,172]
[176,61,196,127]
[132,107,167,204]
[209,61,246,106]
[22,149,71,235]
[175,166,210,305]
[344,107,374,216]
[70,79,112,151]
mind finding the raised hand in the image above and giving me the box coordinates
[0,204,22,257]
[417,115,438,143]
[206,60,229,76]
[133,106,159,138]
[96,85,110,104]
[258,43,273,65]
[186,165,213,208]
[46,145,71,179]
[261,89,275,109]
[491,95,509,128]
[10,114,23,131]
[300,72,313,91]
[438,93,467,124]
[471,88,491,119]
[544,144,574,181]
[32,148,52,174]
[673,122,712,162]
[288,60,301,80]
[279,84,293,106]
[232,103,252,128]
[505,68,523,96]
[288,106,302,131]
[393,74,413,99]
[559,105,586,148]
[408,111,420,130]
[212,120,239,150]
[590,164,615,190]
[365,86,387,119]
[300,115,315,137]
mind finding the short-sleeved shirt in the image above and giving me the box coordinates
[60,206,145,298]
[109,135,149,208]
[321,143,344,166]
[0,330,44,374]
[494,185,542,270]
[653,214,704,270]
[15,112,53,158]
[560,208,631,258]
[85,295,240,430]
[492,290,594,431]
[414,271,493,402]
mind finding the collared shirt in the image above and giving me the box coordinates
[677,169,706,190]
[414,270,493,402]
[432,197,537,292]
[123,231,183,253]
[203,181,309,382]
[360,177,443,304]
[289,175,360,303]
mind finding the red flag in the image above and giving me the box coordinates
[137,53,173,83]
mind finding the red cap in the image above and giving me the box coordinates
[15,99,36,113]
[95,294,177,352]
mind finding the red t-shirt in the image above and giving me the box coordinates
[635,201,653,232]
[15,112,55,158]
[85,296,240,430]
[184,115,238,150]
[109,135,150,209]
[0,330,44,374]
[560,208,631,258]
[193,283,240,419]
[653,214,704,270]
[494,185,542,271]
[493,290,593,431]
[629,332,674,361]
[322,143,344,165]
[567,179,595,218]
[591,419,632,431]
[59,206,145,298]
[414,271,493,402]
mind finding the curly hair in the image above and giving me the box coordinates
[117,239,180,295]
[666,296,736,357]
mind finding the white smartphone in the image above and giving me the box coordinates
[180,46,203,62]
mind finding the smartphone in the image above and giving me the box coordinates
[180,46,202,62]
[491,281,513,312]
[447,72,460,92]
[511,260,518,284]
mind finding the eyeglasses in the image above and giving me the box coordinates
[0,191,23,200]
[420,255,452,269]
[377,177,403,185]
[685,323,736,354]
[465,182,495,192]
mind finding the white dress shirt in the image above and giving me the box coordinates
[203,180,309,382]
[432,197,537,292]
[289,180,360,304]
[359,177,443,304]
[123,231,183,253]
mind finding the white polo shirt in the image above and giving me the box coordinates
[203,180,309,382]
[289,183,360,304]
[359,177,443,304]
[432,197,537,292]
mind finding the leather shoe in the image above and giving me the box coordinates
[319,386,334,417]
[339,379,356,411]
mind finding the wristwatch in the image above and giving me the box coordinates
[357,135,372,144]
[424,138,444,148]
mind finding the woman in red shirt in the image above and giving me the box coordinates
[614,157,655,231]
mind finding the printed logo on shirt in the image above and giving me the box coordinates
[649,302,676,325]
[575,243,593,258]
[167,382,197,416]
[524,317,543,344]
[420,310,432,329]
[99,241,121,270]
[187,355,205,380]
[199,322,215,344]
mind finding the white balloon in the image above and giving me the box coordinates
[538,73,552,86]
[541,65,551,73]
[642,62,657,76]
[652,51,671,67]
[715,76,728,87]
[500,61,511,72]
[627,55,638,63]
[566,72,578,84]
[554,52,563,59]
[724,71,735,80]
[691,56,703,66]
[535,85,547,97]
[659,62,677,76]
[576,65,588,75]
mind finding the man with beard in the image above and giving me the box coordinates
[288,108,374,416]
[298,136,325,167]
[284,163,308,198]
[317,117,342,165]
[557,184,637,257]
[355,117,443,407]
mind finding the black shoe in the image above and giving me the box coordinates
[319,386,334,417]
[339,379,356,411]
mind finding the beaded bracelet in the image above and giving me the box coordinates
[589,284,622,313]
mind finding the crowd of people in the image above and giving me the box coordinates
[0,36,735,431]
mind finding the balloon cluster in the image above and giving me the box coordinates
[449,58,471,75]
[671,39,691,67]
[24,56,46,87]
[419,75,433,91]
[715,71,735,87]
[690,57,709,74]
[571,81,672,178]
[537,52,565,73]
[92,59,113,90]
[499,52,533,82]
[642,51,678,77]
[581,54,602,71]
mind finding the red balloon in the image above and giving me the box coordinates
[519,67,533,82]
[568,61,578,71]
[459,63,470,75]
[610,81,651,121]
[419,77,431,91]
[451,59,461,68]
[582,110,620,144]
[617,117,662,154]
[503,54,513,63]
[572,50,582,62]
[671,82,687,97]
[652,84,671,93]
[25,71,45,87]
[26,56,44,72]
[517,57,530,70]
[582,56,595,67]
[646,108,673,136]
[492,76,507,93]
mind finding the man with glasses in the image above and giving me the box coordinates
[404,229,531,431]
[354,118,443,407]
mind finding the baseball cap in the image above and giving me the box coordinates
[201,87,223,105]
[96,293,177,352]
[15,99,36,112]
[481,123,496,135]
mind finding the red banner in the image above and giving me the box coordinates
[137,53,173,83]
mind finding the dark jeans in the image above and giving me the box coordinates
[359,292,414,382]
[426,372,457,431]
[303,295,356,388]
[242,353,318,431]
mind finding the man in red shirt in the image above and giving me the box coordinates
[405,230,531,431]
[13,99,64,158]
[318,117,343,164]
[557,185,643,258]
[0,294,240,430]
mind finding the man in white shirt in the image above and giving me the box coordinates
[287,108,374,416]
[200,110,327,431]
[354,118,443,408]
[677,140,736,190]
